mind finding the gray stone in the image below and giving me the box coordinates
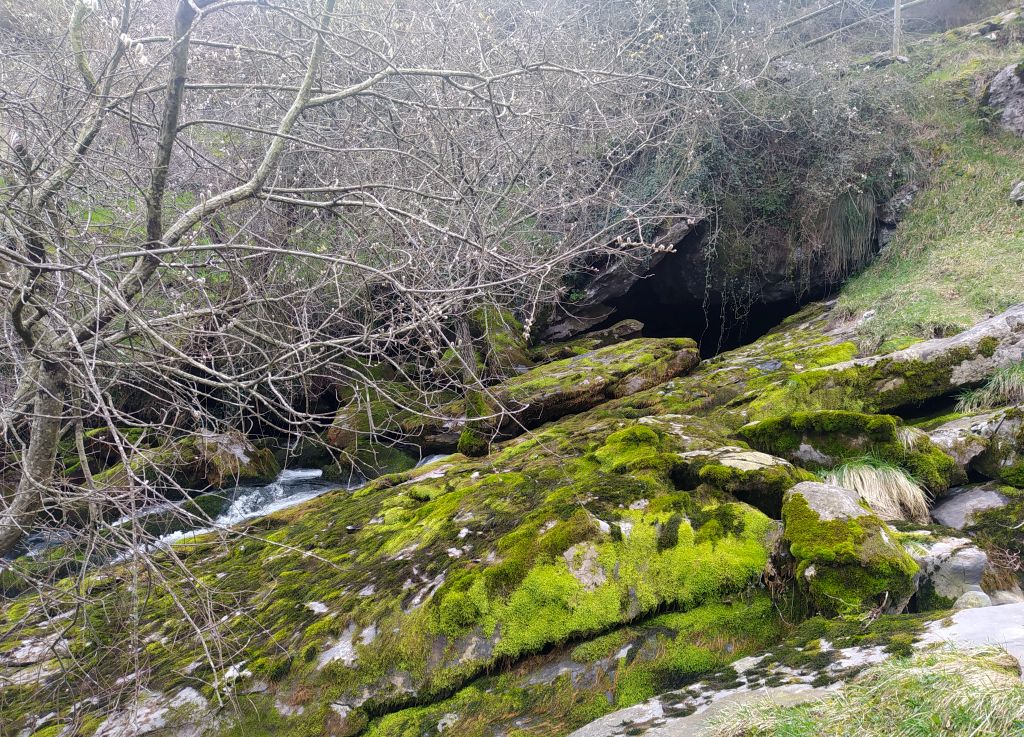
[927,411,1003,471]
[954,590,992,610]
[564,542,607,591]
[931,483,1010,529]
[823,304,1024,407]
[906,535,988,600]
[1011,180,1024,206]
[787,481,866,521]
[983,62,1024,138]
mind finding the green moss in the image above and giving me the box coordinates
[782,493,919,616]
[457,428,489,458]
[738,410,961,494]
[978,335,999,358]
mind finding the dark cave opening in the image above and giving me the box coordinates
[591,226,840,358]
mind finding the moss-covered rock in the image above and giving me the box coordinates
[781,481,920,616]
[499,337,700,425]
[530,320,645,363]
[970,408,1024,487]
[92,431,280,492]
[470,306,533,375]
[322,441,417,481]
[677,447,816,518]
[747,304,1024,418]
[738,410,962,494]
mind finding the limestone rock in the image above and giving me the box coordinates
[931,483,1011,529]
[93,431,280,491]
[93,688,208,737]
[905,534,989,605]
[971,409,1024,487]
[953,590,992,610]
[927,410,1005,471]
[680,446,814,518]
[500,337,700,424]
[531,319,645,362]
[765,304,1024,415]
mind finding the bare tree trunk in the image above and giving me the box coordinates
[0,362,65,556]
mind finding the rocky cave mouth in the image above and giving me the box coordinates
[589,224,847,358]
[600,288,815,359]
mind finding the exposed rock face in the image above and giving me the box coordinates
[927,411,1005,471]
[983,61,1024,138]
[750,304,1024,416]
[906,534,990,605]
[93,431,280,492]
[8,299,1024,736]
[531,320,645,362]
[931,483,1011,529]
[500,337,701,424]
[781,481,920,615]
[93,688,208,737]
[677,446,814,518]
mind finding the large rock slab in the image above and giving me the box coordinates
[751,304,1024,416]
[499,337,700,424]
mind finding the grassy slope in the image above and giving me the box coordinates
[838,27,1024,344]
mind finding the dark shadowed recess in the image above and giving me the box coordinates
[592,225,847,358]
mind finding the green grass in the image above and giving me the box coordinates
[708,647,1024,737]
[956,360,1024,413]
[838,33,1024,345]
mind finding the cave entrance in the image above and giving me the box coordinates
[592,226,836,358]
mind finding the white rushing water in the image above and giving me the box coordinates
[15,453,453,560]
[154,467,353,548]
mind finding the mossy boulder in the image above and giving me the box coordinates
[747,304,1024,418]
[781,481,920,616]
[469,306,533,375]
[531,319,645,362]
[92,431,280,492]
[926,410,1002,471]
[969,408,1024,487]
[677,447,816,518]
[500,337,700,425]
[193,432,281,487]
[738,410,962,493]
[321,441,417,481]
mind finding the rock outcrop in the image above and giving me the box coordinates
[6,299,1024,736]
[983,60,1024,138]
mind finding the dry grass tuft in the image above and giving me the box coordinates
[825,458,930,523]
[956,361,1024,414]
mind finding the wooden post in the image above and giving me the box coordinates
[893,0,903,57]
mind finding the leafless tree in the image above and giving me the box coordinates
[0,0,781,561]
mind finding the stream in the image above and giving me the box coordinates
[14,454,451,560]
